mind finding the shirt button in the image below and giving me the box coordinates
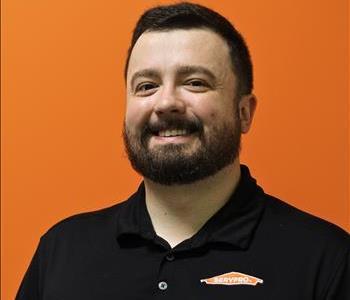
[158,281,168,291]
[166,254,175,261]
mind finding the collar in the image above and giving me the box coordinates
[115,165,266,251]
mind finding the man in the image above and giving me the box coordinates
[16,2,349,299]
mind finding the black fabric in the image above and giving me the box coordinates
[16,165,350,300]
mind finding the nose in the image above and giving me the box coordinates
[154,85,186,116]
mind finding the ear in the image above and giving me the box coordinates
[238,94,257,134]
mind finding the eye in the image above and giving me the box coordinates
[188,80,205,86]
[135,82,158,96]
[184,79,210,92]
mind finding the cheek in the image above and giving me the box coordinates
[210,112,217,119]
[125,99,153,129]
[190,91,233,122]
[192,102,221,123]
[192,98,234,133]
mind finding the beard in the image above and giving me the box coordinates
[123,111,241,185]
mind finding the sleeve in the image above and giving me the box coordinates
[15,238,45,300]
[324,248,350,300]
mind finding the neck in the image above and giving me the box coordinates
[144,160,241,248]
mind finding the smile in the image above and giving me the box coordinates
[158,129,189,137]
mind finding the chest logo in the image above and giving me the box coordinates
[200,271,263,286]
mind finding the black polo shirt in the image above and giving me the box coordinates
[16,165,349,300]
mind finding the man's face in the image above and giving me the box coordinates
[124,29,242,185]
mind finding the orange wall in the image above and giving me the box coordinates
[1,0,348,299]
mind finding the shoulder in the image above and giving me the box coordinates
[265,193,348,235]
[260,192,349,254]
[259,193,350,298]
[39,200,130,245]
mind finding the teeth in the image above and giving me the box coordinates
[159,129,188,137]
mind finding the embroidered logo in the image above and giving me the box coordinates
[200,271,263,286]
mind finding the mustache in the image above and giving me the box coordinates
[147,117,203,133]
[140,117,204,143]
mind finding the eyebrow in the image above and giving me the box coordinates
[130,65,217,88]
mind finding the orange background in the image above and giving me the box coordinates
[1,0,349,299]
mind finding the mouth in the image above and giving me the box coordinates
[141,118,203,146]
[157,128,191,137]
[147,128,197,146]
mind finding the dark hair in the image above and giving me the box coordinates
[124,2,253,96]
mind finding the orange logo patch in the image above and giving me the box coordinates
[200,271,263,286]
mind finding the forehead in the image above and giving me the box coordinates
[127,29,234,81]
